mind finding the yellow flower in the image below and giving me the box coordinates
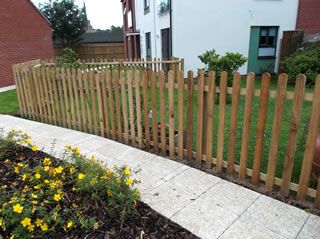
[124,169,130,175]
[0,218,3,226]
[126,178,133,186]
[43,158,51,166]
[32,200,38,205]
[26,139,31,144]
[78,173,85,180]
[116,177,121,183]
[31,193,38,199]
[44,179,49,184]
[94,222,99,229]
[32,145,38,151]
[4,159,9,164]
[91,156,95,161]
[22,174,27,181]
[54,194,61,201]
[107,190,112,197]
[19,130,23,133]
[20,140,25,145]
[27,224,35,232]
[34,185,40,190]
[135,190,140,197]
[55,166,63,174]
[64,145,69,148]
[14,167,19,174]
[35,173,41,179]
[12,129,16,132]
[35,219,42,227]
[21,217,31,227]
[67,221,73,228]
[17,163,23,167]
[40,223,48,231]
[44,166,49,171]
[13,204,23,213]
[69,167,74,173]
[133,199,137,206]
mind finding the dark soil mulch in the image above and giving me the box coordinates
[0,144,199,239]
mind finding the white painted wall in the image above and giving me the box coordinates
[135,0,170,59]
[172,0,299,75]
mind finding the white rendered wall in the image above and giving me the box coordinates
[172,0,299,75]
[135,0,170,59]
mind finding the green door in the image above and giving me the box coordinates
[247,26,278,74]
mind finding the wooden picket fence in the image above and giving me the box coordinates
[12,59,320,207]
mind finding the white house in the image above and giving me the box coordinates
[133,0,300,75]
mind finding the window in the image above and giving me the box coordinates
[144,0,150,14]
[123,4,127,30]
[158,0,169,15]
[258,27,278,58]
[128,11,132,28]
[146,33,151,59]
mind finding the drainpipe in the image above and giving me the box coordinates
[169,0,172,58]
[153,0,157,58]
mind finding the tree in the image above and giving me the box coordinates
[96,25,123,33]
[40,0,87,46]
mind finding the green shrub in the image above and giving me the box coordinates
[0,129,140,239]
[198,49,247,86]
[56,48,82,69]
[282,42,320,86]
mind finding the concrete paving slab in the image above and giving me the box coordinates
[171,197,238,239]
[142,182,195,219]
[297,214,320,239]
[113,148,158,168]
[167,167,221,197]
[219,215,285,239]
[137,156,188,181]
[241,195,309,238]
[94,141,132,158]
[201,180,260,215]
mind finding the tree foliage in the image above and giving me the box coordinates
[95,25,123,33]
[56,48,82,69]
[40,0,87,45]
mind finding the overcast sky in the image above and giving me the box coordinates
[31,0,123,30]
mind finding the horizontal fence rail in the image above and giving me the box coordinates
[12,59,320,208]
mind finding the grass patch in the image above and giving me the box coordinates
[0,90,19,114]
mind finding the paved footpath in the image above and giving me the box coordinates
[0,114,319,239]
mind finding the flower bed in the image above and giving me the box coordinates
[0,129,197,239]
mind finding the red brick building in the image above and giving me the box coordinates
[296,0,320,40]
[0,0,54,88]
[121,0,140,59]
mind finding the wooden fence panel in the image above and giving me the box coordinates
[205,71,216,168]
[178,71,184,160]
[186,71,194,162]
[227,72,241,175]
[216,72,228,172]
[252,73,271,184]
[84,70,93,133]
[297,75,320,201]
[280,74,306,196]
[127,71,136,146]
[143,70,151,150]
[120,70,129,144]
[159,71,167,156]
[107,70,116,140]
[196,72,204,165]
[265,74,288,191]
[239,73,255,180]
[56,68,66,127]
[151,70,159,152]
[135,71,143,148]
[96,72,105,137]
[114,71,123,142]
[168,71,175,159]
[101,72,110,137]
[89,70,99,135]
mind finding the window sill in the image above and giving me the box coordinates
[258,56,276,60]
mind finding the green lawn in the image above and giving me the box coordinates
[0,89,19,114]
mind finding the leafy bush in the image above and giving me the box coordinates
[282,42,320,87]
[56,48,82,69]
[0,129,140,239]
[198,49,247,86]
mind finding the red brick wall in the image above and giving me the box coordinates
[0,0,54,88]
[296,0,320,35]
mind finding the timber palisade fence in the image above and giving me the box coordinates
[12,58,320,208]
